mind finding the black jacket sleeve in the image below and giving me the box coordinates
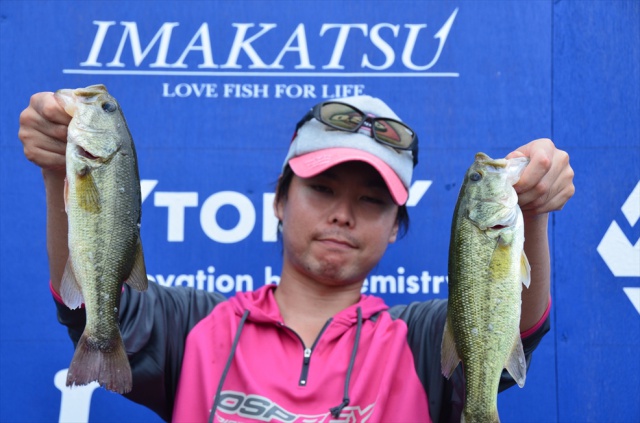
[54,282,226,421]
[388,299,550,423]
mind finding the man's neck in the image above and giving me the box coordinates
[274,268,363,347]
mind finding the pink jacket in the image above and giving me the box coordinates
[53,280,549,421]
[173,284,431,422]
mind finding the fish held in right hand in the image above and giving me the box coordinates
[56,84,148,394]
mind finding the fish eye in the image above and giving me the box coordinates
[469,172,482,182]
[102,101,117,113]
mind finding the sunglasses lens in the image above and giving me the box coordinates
[318,103,363,131]
[315,102,416,151]
[374,119,415,148]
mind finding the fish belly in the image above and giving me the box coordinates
[65,153,140,393]
[449,218,523,422]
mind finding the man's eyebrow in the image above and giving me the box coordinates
[314,169,338,180]
[368,177,388,188]
[315,168,388,190]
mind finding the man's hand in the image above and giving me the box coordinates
[19,92,71,173]
[507,138,575,216]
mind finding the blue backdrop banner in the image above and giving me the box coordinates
[1,1,638,422]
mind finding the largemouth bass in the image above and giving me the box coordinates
[441,152,530,423]
[55,84,148,394]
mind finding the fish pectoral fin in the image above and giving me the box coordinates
[64,177,69,213]
[76,170,101,213]
[60,259,84,309]
[504,335,527,388]
[521,252,531,288]
[124,237,148,292]
[440,319,461,379]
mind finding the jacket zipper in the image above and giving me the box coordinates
[293,318,333,386]
[299,348,312,386]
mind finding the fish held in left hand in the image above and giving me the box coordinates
[55,84,148,394]
[441,152,530,423]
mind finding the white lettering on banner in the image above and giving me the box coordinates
[142,179,431,243]
[65,9,460,76]
[406,180,432,207]
[149,266,253,292]
[403,8,458,71]
[140,179,158,203]
[263,193,278,242]
[223,83,269,98]
[148,265,447,296]
[597,180,640,315]
[160,82,367,99]
[153,191,199,242]
[321,84,365,98]
[274,83,316,99]
[201,192,256,243]
[361,24,399,70]
[363,267,448,295]
[54,369,98,423]
[265,265,280,285]
[162,82,219,97]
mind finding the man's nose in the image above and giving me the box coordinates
[329,197,355,228]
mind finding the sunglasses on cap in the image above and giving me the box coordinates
[295,101,419,166]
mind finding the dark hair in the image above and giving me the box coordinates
[275,165,410,239]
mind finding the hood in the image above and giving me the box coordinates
[213,284,389,420]
[228,284,389,327]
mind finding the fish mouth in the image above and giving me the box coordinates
[77,145,99,161]
[54,89,78,117]
[54,85,108,117]
[485,208,518,231]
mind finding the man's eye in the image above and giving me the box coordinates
[311,184,332,194]
[362,195,385,205]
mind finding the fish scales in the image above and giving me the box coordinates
[55,84,148,394]
[442,152,530,423]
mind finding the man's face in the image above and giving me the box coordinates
[275,161,400,288]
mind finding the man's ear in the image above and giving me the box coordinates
[273,195,284,221]
[388,219,399,244]
[273,175,285,222]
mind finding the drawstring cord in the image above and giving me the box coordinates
[207,307,364,421]
[329,306,363,418]
[208,309,250,423]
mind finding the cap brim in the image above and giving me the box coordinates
[288,147,409,205]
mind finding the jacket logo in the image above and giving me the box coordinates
[217,391,375,422]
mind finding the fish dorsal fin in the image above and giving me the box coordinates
[441,319,462,379]
[521,252,531,288]
[60,259,84,309]
[124,237,148,292]
[505,335,527,388]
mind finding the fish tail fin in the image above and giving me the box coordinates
[66,331,132,394]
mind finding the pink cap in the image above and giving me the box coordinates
[289,147,408,205]
[283,95,415,205]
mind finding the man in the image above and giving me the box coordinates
[19,93,574,422]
